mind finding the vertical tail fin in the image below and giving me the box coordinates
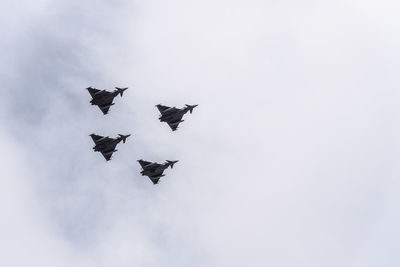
[118,134,131,143]
[166,160,179,168]
[115,87,128,97]
[185,104,198,114]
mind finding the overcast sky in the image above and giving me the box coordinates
[1,0,400,266]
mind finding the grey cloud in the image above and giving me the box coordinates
[1,0,400,266]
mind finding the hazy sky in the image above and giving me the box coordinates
[1,0,400,266]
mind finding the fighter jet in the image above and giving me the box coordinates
[90,133,131,161]
[138,159,178,184]
[156,104,198,131]
[86,87,128,115]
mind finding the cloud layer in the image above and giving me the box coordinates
[1,0,400,266]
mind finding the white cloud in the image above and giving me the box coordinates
[1,0,400,266]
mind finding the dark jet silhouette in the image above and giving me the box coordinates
[86,87,128,115]
[156,104,198,131]
[138,159,178,184]
[90,133,131,161]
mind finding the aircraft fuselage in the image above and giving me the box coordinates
[159,109,188,122]
[93,139,121,151]
[90,91,119,106]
